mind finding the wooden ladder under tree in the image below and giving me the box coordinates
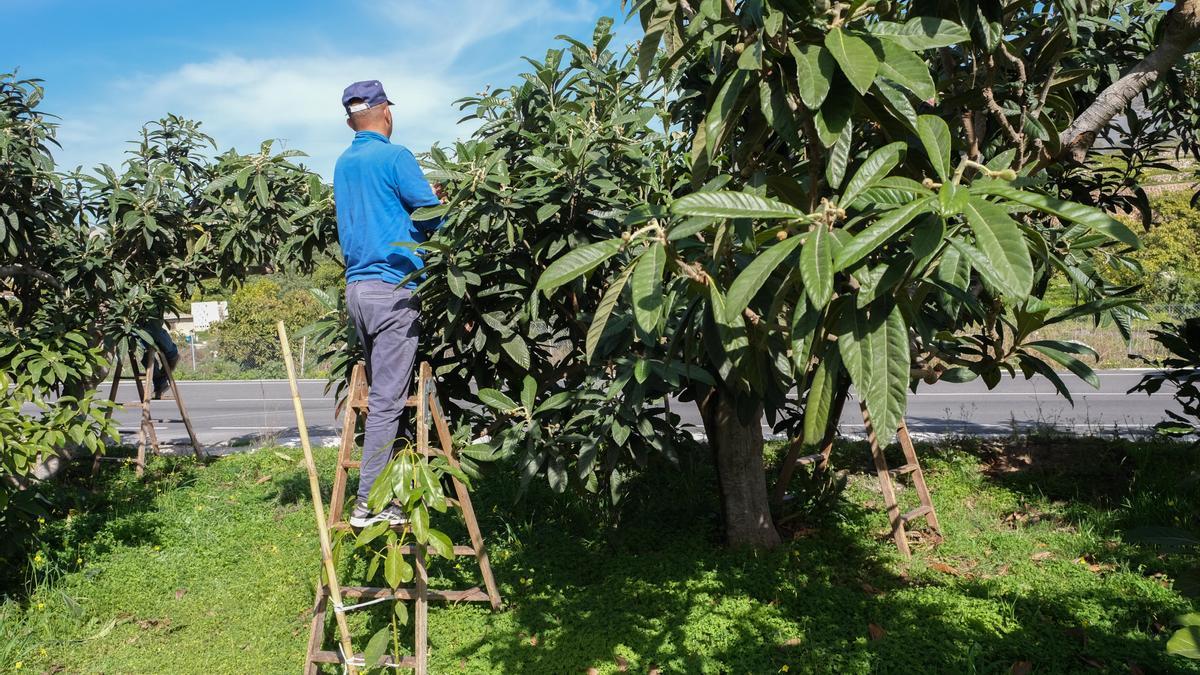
[304,362,502,674]
[93,337,206,477]
[781,402,941,558]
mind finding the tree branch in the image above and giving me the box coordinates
[1058,0,1200,163]
[0,265,62,289]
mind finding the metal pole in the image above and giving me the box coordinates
[191,337,197,372]
[300,336,307,376]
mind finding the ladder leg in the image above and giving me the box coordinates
[428,391,502,610]
[329,364,366,524]
[142,357,161,458]
[304,586,329,675]
[159,348,206,461]
[414,544,429,675]
[860,402,910,558]
[897,421,941,536]
[94,356,124,476]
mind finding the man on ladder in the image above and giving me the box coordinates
[334,79,444,528]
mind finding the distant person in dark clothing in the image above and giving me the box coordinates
[140,320,180,399]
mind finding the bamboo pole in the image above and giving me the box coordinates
[277,321,358,674]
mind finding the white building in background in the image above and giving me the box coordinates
[191,301,228,331]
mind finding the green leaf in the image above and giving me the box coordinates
[875,79,919,131]
[705,69,753,158]
[253,173,270,209]
[384,544,404,588]
[962,197,1034,297]
[446,265,467,298]
[501,335,531,370]
[814,81,853,147]
[971,182,1141,249]
[478,388,519,412]
[632,243,666,336]
[826,122,853,189]
[1025,340,1100,388]
[394,601,410,626]
[801,226,834,308]
[790,298,822,376]
[803,347,841,446]
[833,197,932,272]
[520,375,537,414]
[790,43,835,109]
[673,191,808,220]
[535,238,624,293]
[917,115,952,181]
[876,40,936,101]
[837,303,910,446]
[355,520,390,548]
[871,17,971,50]
[726,234,805,322]
[586,264,635,362]
[412,204,449,221]
[1167,626,1200,659]
[841,142,907,207]
[363,627,391,667]
[427,528,455,560]
[410,503,429,543]
[825,28,879,95]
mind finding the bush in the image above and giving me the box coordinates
[1110,191,1200,304]
[213,277,321,369]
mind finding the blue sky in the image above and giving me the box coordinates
[3,0,635,177]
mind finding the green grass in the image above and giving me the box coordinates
[3,435,1200,673]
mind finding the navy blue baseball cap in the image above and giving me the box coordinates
[341,80,393,115]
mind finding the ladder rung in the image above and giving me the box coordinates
[889,463,919,476]
[796,452,825,466]
[900,505,932,523]
[341,460,361,469]
[330,521,409,533]
[339,585,490,603]
[310,650,417,667]
[395,544,475,556]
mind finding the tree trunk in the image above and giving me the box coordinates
[697,386,781,549]
[1058,0,1200,163]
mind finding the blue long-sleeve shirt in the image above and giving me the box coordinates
[333,131,442,287]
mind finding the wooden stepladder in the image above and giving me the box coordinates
[305,362,502,674]
[858,403,941,558]
[783,403,941,558]
[93,337,206,477]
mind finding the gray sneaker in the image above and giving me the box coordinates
[348,501,409,529]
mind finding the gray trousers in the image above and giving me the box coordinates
[346,280,421,504]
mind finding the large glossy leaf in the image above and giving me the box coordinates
[833,197,932,271]
[725,234,805,322]
[962,197,1034,297]
[790,43,835,109]
[917,115,952,181]
[1168,626,1200,659]
[837,303,910,446]
[803,347,841,446]
[841,142,908,207]
[826,122,853,189]
[790,297,822,376]
[632,243,666,335]
[705,69,753,158]
[876,40,936,101]
[825,28,879,95]
[708,279,750,374]
[971,181,1141,249]
[801,225,833,308]
[672,191,808,220]
[871,17,971,50]
[478,388,519,412]
[535,238,623,293]
[585,263,635,363]
[814,81,853,147]
[1025,339,1100,388]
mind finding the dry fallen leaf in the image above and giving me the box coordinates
[255,474,272,485]
[867,623,886,641]
[529,635,538,647]
[586,668,600,675]
[648,666,661,675]
[780,637,802,648]
[173,588,187,600]
[1079,655,1105,669]
[615,655,629,672]
[1031,551,1053,562]
[1010,661,1032,675]
[929,562,961,576]
[860,582,883,595]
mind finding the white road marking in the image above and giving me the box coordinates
[214,398,331,402]
[212,426,289,430]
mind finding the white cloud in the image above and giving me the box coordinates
[52,0,603,178]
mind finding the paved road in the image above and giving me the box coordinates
[108,370,1179,451]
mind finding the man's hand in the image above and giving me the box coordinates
[433,182,447,203]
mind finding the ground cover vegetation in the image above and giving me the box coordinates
[1,436,1198,673]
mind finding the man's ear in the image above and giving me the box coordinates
[346,117,355,131]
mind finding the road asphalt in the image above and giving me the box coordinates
[106,369,1179,453]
